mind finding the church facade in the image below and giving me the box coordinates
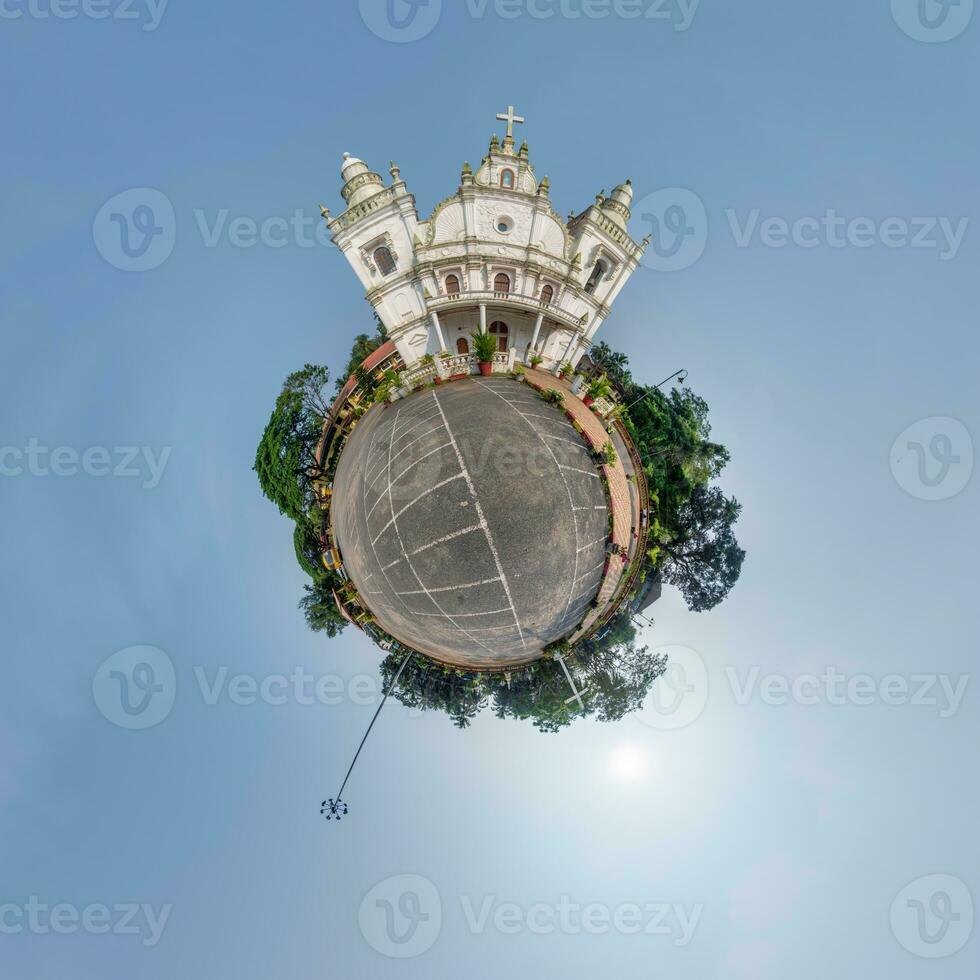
[322,107,648,370]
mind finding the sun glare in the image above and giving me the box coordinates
[609,743,649,782]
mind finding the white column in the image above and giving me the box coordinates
[479,303,487,334]
[431,312,447,353]
[529,312,544,352]
[569,339,588,368]
[560,331,580,365]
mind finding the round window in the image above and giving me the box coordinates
[496,215,514,234]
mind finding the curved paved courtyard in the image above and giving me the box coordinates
[331,378,610,668]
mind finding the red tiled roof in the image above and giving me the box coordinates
[329,339,397,417]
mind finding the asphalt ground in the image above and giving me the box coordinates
[331,378,609,668]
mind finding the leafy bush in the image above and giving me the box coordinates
[541,388,565,407]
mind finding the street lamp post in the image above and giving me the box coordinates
[622,368,688,414]
[320,651,412,822]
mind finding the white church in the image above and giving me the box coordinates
[323,106,647,371]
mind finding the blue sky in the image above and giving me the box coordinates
[1,1,978,977]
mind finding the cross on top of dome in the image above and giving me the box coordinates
[495,104,525,140]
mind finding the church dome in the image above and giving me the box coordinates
[340,152,384,207]
[600,179,633,228]
[340,152,368,179]
[331,379,611,669]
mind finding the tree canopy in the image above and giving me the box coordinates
[254,363,348,637]
[378,617,667,733]
[589,342,745,612]
[254,364,332,526]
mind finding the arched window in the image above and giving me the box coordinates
[585,260,605,294]
[373,246,396,276]
[493,273,511,294]
[540,284,554,304]
[456,337,469,355]
[500,168,515,189]
[489,321,509,353]
[445,274,460,296]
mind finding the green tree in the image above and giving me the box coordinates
[335,323,388,392]
[659,485,745,611]
[254,364,332,525]
[299,580,347,637]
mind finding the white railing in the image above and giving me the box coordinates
[442,353,477,375]
[427,289,588,331]
[402,363,437,388]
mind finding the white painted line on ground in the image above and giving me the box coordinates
[371,473,465,545]
[395,575,501,596]
[474,379,587,626]
[383,410,504,660]
[560,464,600,479]
[389,441,452,487]
[409,524,482,556]
[576,560,606,580]
[433,387,528,651]
[412,607,513,618]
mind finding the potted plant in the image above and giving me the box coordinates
[419,353,435,368]
[558,360,574,379]
[529,353,544,369]
[603,402,625,430]
[583,374,612,408]
[472,330,498,377]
